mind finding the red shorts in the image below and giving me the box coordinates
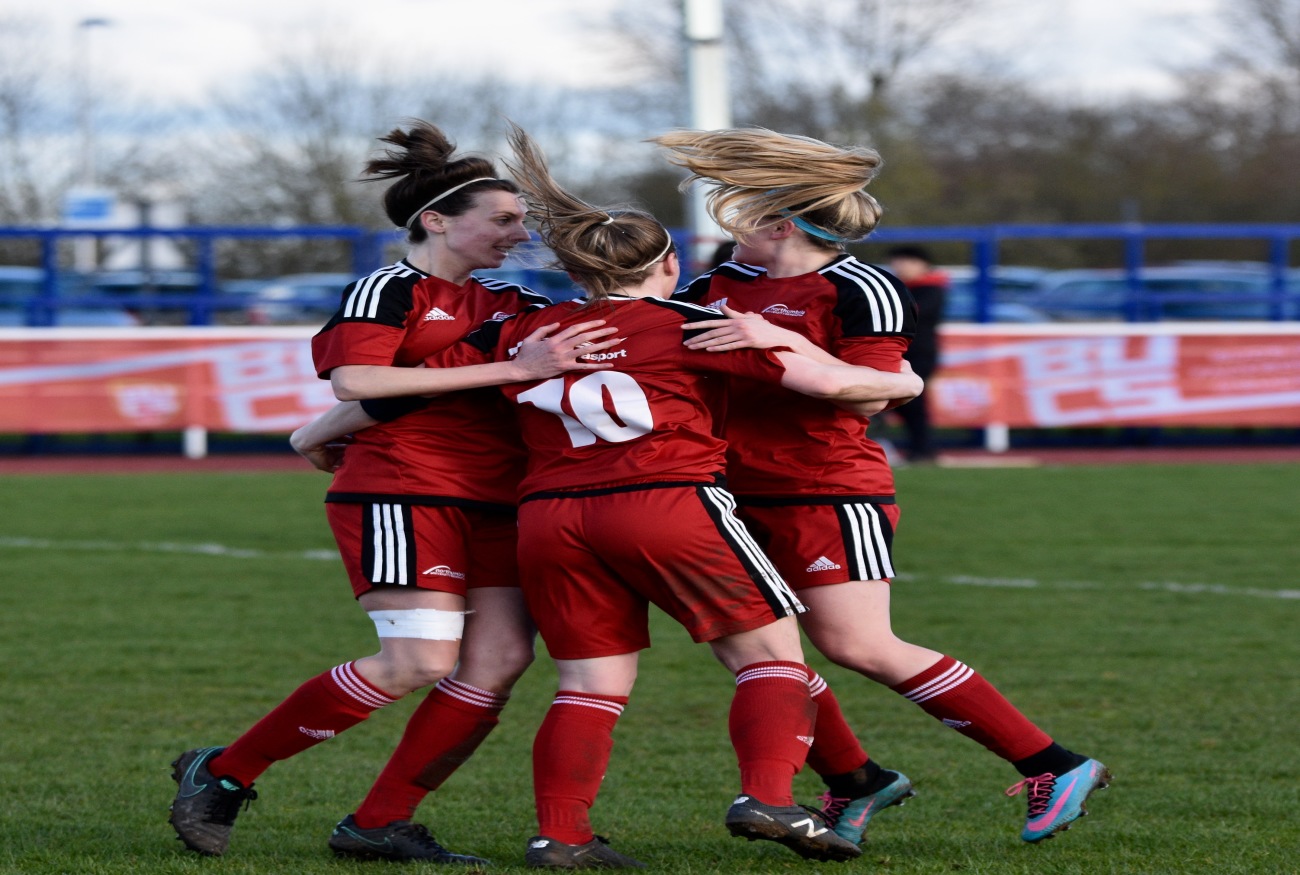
[737,499,901,589]
[517,484,804,660]
[326,502,519,598]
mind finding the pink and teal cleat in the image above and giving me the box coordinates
[817,770,915,844]
[1006,758,1112,842]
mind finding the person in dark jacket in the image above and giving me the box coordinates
[886,245,947,463]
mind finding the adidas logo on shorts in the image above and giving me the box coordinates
[806,556,842,573]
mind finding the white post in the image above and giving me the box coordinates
[984,423,1010,453]
[183,425,209,460]
[73,18,112,273]
[683,0,731,267]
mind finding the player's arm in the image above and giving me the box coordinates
[289,401,378,473]
[683,304,843,364]
[688,305,921,414]
[329,320,621,401]
[773,350,923,413]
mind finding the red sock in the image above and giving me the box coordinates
[533,691,627,845]
[730,661,816,806]
[209,662,396,786]
[891,655,1052,762]
[805,672,870,777]
[353,679,508,828]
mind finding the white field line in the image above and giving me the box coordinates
[0,535,338,562]
[2,535,1296,601]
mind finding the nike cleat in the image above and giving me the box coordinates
[817,769,915,844]
[1006,758,1112,843]
[725,795,862,862]
[329,814,490,864]
[524,835,645,869]
[169,746,257,856]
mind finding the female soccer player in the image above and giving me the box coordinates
[654,127,1110,846]
[168,120,618,863]
[463,124,921,867]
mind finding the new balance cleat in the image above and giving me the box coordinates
[1005,758,1112,843]
[817,769,916,844]
[725,795,862,862]
[169,746,257,856]
[329,815,490,864]
[525,835,645,869]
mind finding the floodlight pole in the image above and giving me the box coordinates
[73,17,112,272]
[683,0,731,268]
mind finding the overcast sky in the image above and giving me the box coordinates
[21,0,1223,104]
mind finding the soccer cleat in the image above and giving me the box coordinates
[817,769,916,844]
[169,746,257,856]
[1005,758,1112,843]
[525,835,646,869]
[725,795,862,862]
[328,814,490,864]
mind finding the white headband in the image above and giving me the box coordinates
[630,236,674,272]
[404,177,501,230]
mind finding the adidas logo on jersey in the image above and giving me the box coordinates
[707,297,728,311]
[762,303,807,317]
[806,556,842,573]
[423,307,455,321]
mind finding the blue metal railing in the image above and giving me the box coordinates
[2,222,1298,325]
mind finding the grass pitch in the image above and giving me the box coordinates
[0,462,1296,874]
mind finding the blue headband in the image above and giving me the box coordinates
[775,206,850,243]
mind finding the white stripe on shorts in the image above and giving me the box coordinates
[702,485,805,616]
[844,502,895,581]
[370,503,409,585]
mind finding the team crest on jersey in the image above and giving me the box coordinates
[762,303,807,317]
[423,307,456,321]
[489,311,512,322]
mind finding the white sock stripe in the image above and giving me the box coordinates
[552,694,625,717]
[331,662,396,710]
[736,665,810,686]
[808,672,829,696]
[436,678,507,710]
[904,661,974,703]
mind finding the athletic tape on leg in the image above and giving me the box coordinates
[368,609,465,640]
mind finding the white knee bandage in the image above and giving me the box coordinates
[368,609,465,641]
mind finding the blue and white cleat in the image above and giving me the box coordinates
[817,770,915,844]
[1006,758,1112,843]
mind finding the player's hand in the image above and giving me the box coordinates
[293,436,350,473]
[513,320,625,379]
[682,304,795,351]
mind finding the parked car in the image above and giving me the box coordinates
[232,273,352,325]
[1025,265,1285,321]
[0,265,140,326]
[938,265,1050,323]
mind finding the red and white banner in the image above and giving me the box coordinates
[2,325,1299,434]
[0,328,332,433]
[932,324,1300,427]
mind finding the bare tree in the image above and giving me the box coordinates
[0,15,70,228]
[1218,0,1300,80]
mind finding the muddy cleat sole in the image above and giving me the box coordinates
[819,769,916,844]
[169,746,257,857]
[329,814,490,864]
[725,795,861,862]
[1006,758,1112,843]
[525,835,645,869]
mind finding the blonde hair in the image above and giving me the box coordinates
[504,122,674,300]
[651,127,884,249]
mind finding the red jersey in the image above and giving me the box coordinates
[311,261,549,506]
[451,295,790,500]
[675,254,917,498]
